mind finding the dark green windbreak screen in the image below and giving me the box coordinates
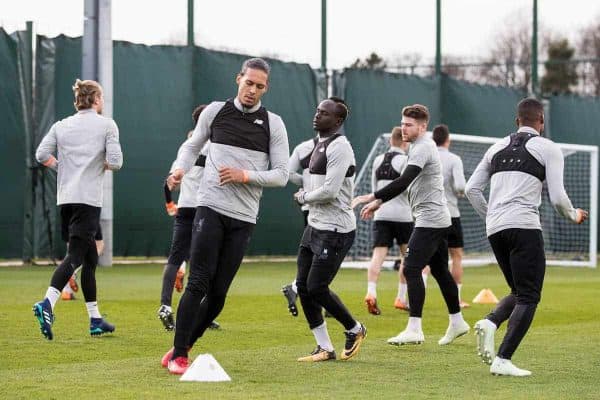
[31,36,317,257]
[0,29,25,258]
[549,95,600,146]
[113,43,194,256]
[441,76,526,137]
[334,69,441,167]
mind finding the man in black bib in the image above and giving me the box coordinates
[466,98,588,376]
[293,97,366,362]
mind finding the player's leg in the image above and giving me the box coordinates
[282,210,309,316]
[394,244,410,310]
[304,229,366,360]
[159,208,194,330]
[168,207,223,372]
[186,217,254,347]
[448,217,468,308]
[491,229,544,376]
[474,229,516,367]
[387,228,440,345]
[365,246,388,315]
[427,235,468,345]
[295,227,336,361]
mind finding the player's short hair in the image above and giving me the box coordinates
[192,104,208,125]
[391,126,403,145]
[72,79,102,111]
[328,96,349,121]
[402,104,429,124]
[432,124,450,146]
[240,58,271,76]
[517,98,544,125]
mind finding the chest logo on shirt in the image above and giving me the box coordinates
[319,148,325,152]
[253,119,264,125]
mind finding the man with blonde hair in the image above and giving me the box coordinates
[33,79,123,340]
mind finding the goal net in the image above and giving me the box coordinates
[347,132,598,268]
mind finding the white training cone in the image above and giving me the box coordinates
[180,354,231,382]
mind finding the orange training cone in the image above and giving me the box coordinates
[472,288,499,304]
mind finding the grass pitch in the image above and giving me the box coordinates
[0,262,598,399]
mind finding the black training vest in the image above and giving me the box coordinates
[490,132,546,182]
[299,137,319,170]
[209,99,271,154]
[309,133,355,177]
[375,151,402,181]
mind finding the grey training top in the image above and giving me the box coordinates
[172,143,209,208]
[305,134,356,233]
[465,126,578,236]
[172,98,289,224]
[438,147,466,218]
[371,146,413,223]
[406,135,451,228]
[35,109,123,207]
[288,138,317,212]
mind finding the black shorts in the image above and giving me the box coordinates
[404,226,449,270]
[447,217,464,248]
[372,220,414,248]
[60,204,101,243]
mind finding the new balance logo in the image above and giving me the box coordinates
[253,119,264,125]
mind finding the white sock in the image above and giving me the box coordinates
[483,318,498,330]
[291,279,298,293]
[407,317,422,332]
[180,261,187,273]
[45,287,61,310]
[367,281,377,298]
[422,273,428,288]
[63,284,74,295]
[457,283,462,301]
[86,302,102,319]
[349,321,362,334]
[449,312,465,326]
[311,322,334,352]
[397,283,407,301]
[161,304,172,312]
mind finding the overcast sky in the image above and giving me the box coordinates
[2,0,600,68]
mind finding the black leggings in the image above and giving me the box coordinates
[296,226,356,330]
[173,207,254,357]
[161,207,196,306]
[403,227,460,318]
[51,204,101,302]
[487,229,545,359]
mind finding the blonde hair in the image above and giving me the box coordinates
[72,79,102,110]
[391,126,403,145]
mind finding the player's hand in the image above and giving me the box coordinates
[293,189,305,205]
[166,201,178,216]
[351,193,375,209]
[219,167,248,185]
[167,169,184,190]
[360,199,383,220]
[575,208,588,224]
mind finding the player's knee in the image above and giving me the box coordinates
[516,292,540,305]
[403,264,423,280]
[306,283,328,300]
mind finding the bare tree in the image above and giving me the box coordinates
[578,19,600,96]
[350,52,387,70]
[475,11,553,91]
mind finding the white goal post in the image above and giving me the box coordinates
[346,132,598,268]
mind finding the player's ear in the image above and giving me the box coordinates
[515,117,520,128]
[236,74,242,85]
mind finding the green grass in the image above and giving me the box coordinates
[1,263,599,399]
